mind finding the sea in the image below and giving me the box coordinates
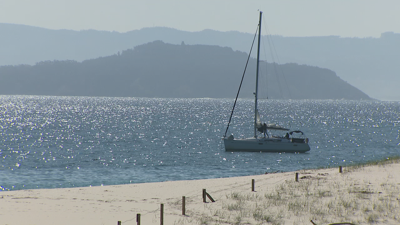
[1,96,399,191]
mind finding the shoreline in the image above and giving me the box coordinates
[4,155,400,192]
[1,160,399,225]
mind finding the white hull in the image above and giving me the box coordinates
[224,137,310,153]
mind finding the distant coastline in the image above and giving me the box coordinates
[0,41,371,100]
[0,24,399,100]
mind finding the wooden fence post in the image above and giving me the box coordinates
[182,196,186,215]
[160,203,164,225]
[206,192,215,202]
[295,172,299,182]
[251,179,255,192]
[202,189,216,202]
[136,213,141,225]
[339,166,342,173]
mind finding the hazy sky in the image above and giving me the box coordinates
[1,0,399,37]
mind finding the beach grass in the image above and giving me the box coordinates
[185,157,400,225]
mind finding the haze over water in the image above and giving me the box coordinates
[1,96,399,191]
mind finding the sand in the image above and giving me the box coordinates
[1,161,399,225]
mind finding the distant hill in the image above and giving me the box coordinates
[0,41,370,100]
[0,24,399,100]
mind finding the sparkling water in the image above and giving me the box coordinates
[1,96,399,191]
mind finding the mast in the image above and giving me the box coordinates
[254,11,262,138]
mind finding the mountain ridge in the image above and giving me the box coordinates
[0,41,370,100]
[1,24,398,99]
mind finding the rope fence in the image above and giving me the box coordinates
[115,168,345,224]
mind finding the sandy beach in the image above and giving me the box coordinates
[1,160,399,225]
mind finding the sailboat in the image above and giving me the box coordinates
[223,11,310,153]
